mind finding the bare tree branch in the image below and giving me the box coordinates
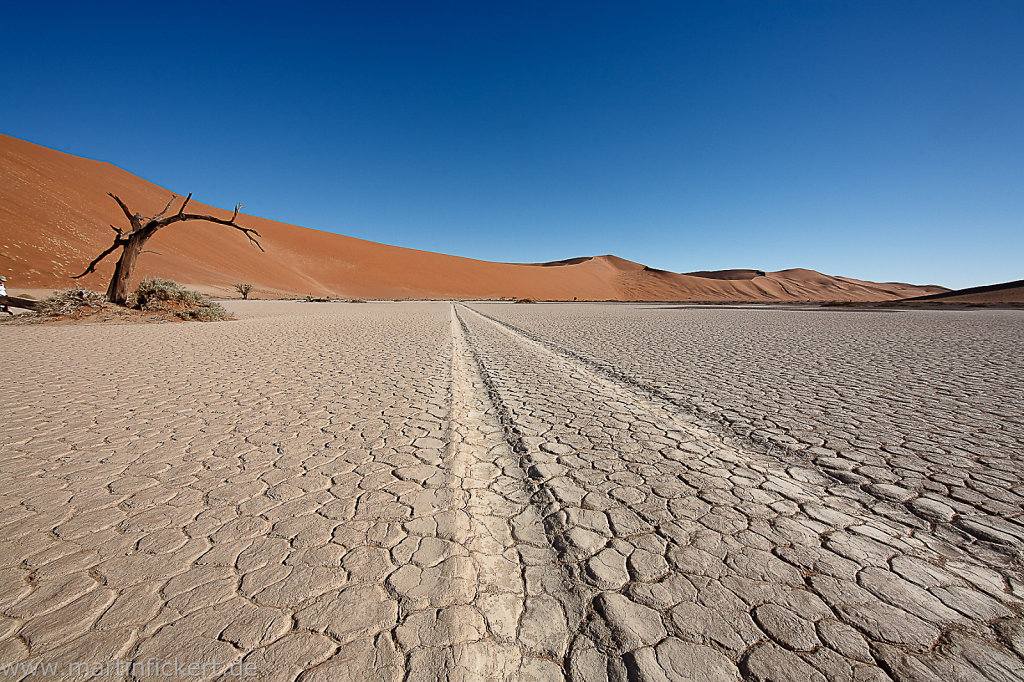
[175,212,264,251]
[74,240,121,278]
[108,193,135,223]
[109,224,122,235]
[176,192,193,216]
[152,208,264,252]
[151,194,179,220]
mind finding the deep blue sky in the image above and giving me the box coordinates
[2,1,1022,288]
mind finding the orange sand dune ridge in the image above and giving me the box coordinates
[0,133,948,301]
[903,279,1024,304]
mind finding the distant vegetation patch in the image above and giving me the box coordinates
[514,298,537,304]
[300,295,366,303]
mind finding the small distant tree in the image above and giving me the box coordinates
[234,283,254,300]
[75,192,264,305]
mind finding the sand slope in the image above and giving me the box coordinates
[0,133,947,301]
[903,279,1024,304]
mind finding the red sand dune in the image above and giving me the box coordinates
[0,133,948,301]
[683,269,766,280]
[902,279,1024,304]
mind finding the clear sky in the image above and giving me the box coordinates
[2,1,1021,289]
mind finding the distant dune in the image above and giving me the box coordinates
[0,133,948,301]
[684,269,766,280]
[902,279,1024,304]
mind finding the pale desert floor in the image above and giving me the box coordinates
[1,302,1023,681]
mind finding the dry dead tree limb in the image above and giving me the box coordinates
[0,295,40,310]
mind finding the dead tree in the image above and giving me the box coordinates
[234,283,254,299]
[75,193,264,305]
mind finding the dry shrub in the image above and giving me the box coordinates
[133,278,230,321]
[38,288,106,317]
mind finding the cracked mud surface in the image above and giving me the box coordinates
[1,301,1023,681]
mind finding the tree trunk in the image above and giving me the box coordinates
[106,233,148,305]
